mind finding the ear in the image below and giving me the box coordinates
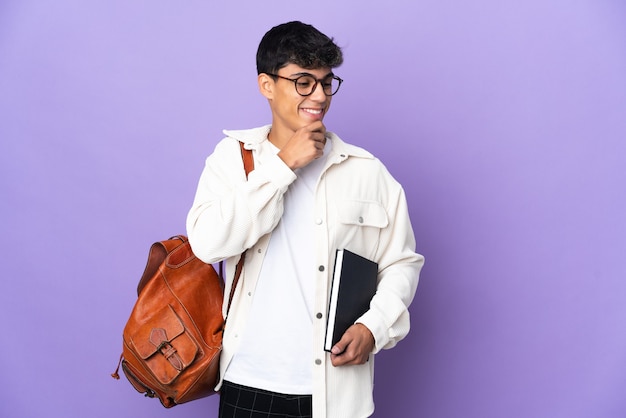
[258,73,274,100]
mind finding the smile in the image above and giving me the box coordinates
[301,108,323,115]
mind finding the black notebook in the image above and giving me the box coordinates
[324,249,378,352]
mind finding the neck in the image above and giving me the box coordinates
[267,125,291,150]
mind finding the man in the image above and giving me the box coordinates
[187,21,424,418]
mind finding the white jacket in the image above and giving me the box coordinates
[187,125,424,418]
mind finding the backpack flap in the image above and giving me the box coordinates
[129,304,199,385]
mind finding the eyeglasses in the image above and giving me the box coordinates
[267,73,344,96]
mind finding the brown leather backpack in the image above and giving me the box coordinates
[112,143,252,407]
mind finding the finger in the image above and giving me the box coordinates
[330,347,352,367]
[310,132,327,147]
[330,354,347,367]
[331,341,346,356]
[306,120,326,134]
[331,349,361,367]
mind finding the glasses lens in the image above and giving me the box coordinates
[295,76,316,96]
[323,77,339,96]
[294,75,341,96]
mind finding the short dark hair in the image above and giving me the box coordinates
[256,21,343,75]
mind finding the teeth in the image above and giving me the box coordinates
[303,109,322,114]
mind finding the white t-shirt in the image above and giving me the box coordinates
[224,140,331,395]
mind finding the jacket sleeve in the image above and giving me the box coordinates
[356,172,424,352]
[186,138,296,263]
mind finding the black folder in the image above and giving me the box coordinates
[324,249,378,352]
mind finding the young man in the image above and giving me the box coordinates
[187,21,424,418]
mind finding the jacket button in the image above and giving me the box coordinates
[315,359,322,365]
[316,312,323,319]
[358,216,364,223]
[318,265,325,272]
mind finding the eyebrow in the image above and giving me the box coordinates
[290,71,335,78]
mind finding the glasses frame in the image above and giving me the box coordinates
[266,72,344,97]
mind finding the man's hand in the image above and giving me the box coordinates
[277,121,326,170]
[330,323,375,367]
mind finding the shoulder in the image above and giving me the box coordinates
[328,132,392,177]
[222,125,271,147]
[208,125,271,159]
[328,132,404,190]
[327,131,374,160]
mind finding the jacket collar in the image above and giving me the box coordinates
[223,125,272,146]
[223,125,374,160]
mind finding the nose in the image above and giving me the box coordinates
[310,80,328,102]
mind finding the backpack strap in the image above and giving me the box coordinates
[240,141,254,178]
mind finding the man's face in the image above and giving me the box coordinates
[265,64,334,134]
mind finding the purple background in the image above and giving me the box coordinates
[1,1,625,417]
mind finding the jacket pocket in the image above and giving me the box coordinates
[334,200,388,255]
[338,200,388,228]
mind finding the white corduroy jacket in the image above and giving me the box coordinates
[186,126,424,418]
